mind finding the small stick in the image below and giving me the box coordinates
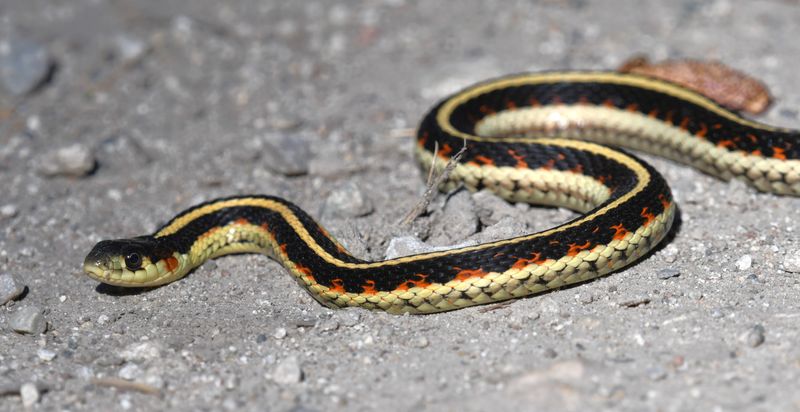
[399,139,467,226]
[90,377,161,396]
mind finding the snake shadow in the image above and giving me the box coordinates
[95,283,156,296]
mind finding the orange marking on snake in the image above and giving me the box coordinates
[279,243,288,256]
[641,207,656,226]
[602,98,615,108]
[395,274,430,291]
[751,149,762,156]
[658,194,671,210]
[567,241,592,256]
[505,100,517,110]
[773,147,787,160]
[453,268,488,282]
[511,253,547,270]
[234,218,249,225]
[712,123,723,129]
[260,222,270,231]
[542,158,557,170]
[165,257,179,272]
[295,264,315,283]
[479,105,495,114]
[664,111,674,125]
[696,123,708,138]
[717,139,735,149]
[679,117,690,131]
[610,223,629,241]
[648,109,659,118]
[330,278,346,294]
[473,155,494,165]
[570,164,584,174]
[626,103,639,112]
[418,131,429,147]
[361,280,377,295]
[529,97,541,107]
[578,96,589,105]
[438,143,453,158]
[508,149,528,168]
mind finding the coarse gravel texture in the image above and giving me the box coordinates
[2,0,800,411]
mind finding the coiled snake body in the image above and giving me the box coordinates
[84,72,800,314]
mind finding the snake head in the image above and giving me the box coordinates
[83,236,182,287]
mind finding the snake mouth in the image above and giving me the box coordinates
[83,262,115,284]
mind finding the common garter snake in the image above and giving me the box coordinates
[84,71,800,314]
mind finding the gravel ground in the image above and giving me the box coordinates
[2,0,800,411]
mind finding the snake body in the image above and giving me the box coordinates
[84,71,800,314]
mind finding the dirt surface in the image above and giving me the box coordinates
[2,1,800,411]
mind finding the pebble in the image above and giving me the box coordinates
[735,254,752,271]
[120,341,162,362]
[429,190,479,244]
[9,306,46,334]
[19,382,39,408]
[335,310,362,327]
[411,336,429,348]
[470,216,528,244]
[660,244,679,263]
[541,348,558,359]
[742,324,766,348]
[113,34,148,62]
[782,251,800,273]
[97,314,110,325]
[273,356,303,385]
[262,133,310,176]
[119,363,142,380]
[472,190,520,226]
[36,144,96,177]
[317,319,339,332]
[384,235,475,260]
[0,36,53,96]
[0,204,18,219]
[646,366,667,381]
[657,268,681,280]
[322,182,373,218]
[273,327,288,339]
[36,348,56,362]
[0,273,26,305]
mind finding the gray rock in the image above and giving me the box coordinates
[743,325,766,348]
[472,190,521,226]
[0,273,26,305]
[384,235,476,260]
[36,348,56,362]
[323,182,373,218]
[0,204,18,219]
[429,190,478,244]
[119,363,142,380]
[113,34,148,62]
[470,216,529,244]
[262,133,310,176]
[782,251,800,273]
[656,268,681,279]
[120,341,162,362]
[0,36,53,96]
[36,144,96,177]
[735,254,752,271]
[20,382,39,408]
[272,356,303,385]
[9,306,45,334]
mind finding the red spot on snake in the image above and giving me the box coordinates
[641,207,656,226]
[570,164,584,174]
[542,159,557,170]
[505,100,517,110]
[602,98,615,108]
[712,123,723,129]
[747,134,758,143]
[529,98,541,107]
[260,222,270,231]
[578,96,590,105]
[567,241,592,256]
[626,103,639,112]
[611,223,629,241]
[473,155,494,165]
[453,268,488,282]
[235,218,249,225]
[361,280,377,295]
[751,149,762,156]
[165,257,179,272]
[396,274,430,291]
[773,147,787,160]
[418,131,429,147]
[330,278,346,294]
[508,149,528,168]
[511,253,547,270]
[664,111,675,124]
[696,123,708,138]
[717,139,736,149]
[295,264,315,283]
[438,143,453,158]
[479,105,496,114]
[679,117,690,131]
[648,109,659,118]
[658,194,671,210]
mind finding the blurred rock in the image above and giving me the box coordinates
[0,273,26,305]
[262,133,310,176]
[0,36,53,96]
[9,306,45,334]
[36,144,96,177]
[273,356,303,385]
[323,182,373,218]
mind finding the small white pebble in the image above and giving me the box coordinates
[273,327,287,339]
[59,295,66,302]
[782,251,800,273]
[0,204,18,218]
[735,254,752,271]
[97,314,110,325]
[20,382,39,407]
[37,348,57,362]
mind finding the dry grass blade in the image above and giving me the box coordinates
[399,140,468,226]
[90,377,161,396]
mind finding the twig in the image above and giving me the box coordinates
[399,139,467,226]
[90,377,161,396]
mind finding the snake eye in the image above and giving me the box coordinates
[124,252,142,270]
